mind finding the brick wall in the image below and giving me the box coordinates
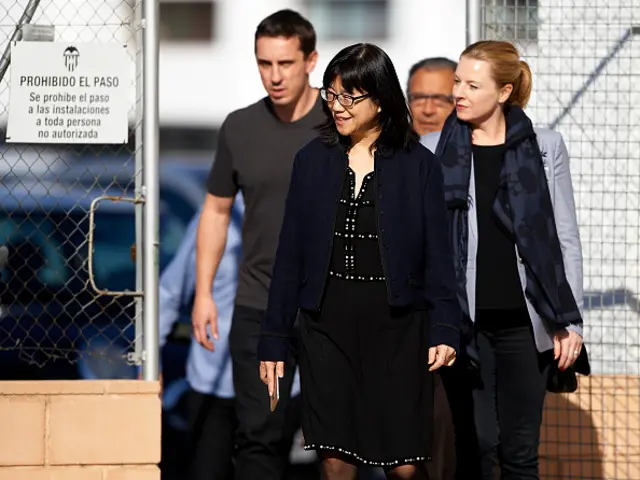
[0,380,160,480]
[1,376,637,479]
[541,375,640,479]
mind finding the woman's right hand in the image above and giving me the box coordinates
[260,361,285,397]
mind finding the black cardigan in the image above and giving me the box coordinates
[257,137,463,361]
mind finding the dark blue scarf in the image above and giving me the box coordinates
[435,105,582,336]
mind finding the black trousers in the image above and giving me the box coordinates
[442,309,551,480]
[187,390,237,480]
[229,305,300,480]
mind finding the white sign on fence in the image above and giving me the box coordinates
[6,42,129,144]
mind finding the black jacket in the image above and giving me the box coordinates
[257,137,463,361]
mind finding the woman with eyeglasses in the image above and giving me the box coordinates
[256,43,462,479]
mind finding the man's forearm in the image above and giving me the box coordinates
[195,207,229,298]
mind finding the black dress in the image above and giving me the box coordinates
[298,167,435,467]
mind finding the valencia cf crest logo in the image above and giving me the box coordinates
[63,46,79,72]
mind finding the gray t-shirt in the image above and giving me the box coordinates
[207,95,325,311]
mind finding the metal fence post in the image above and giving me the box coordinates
[466,0,482,45]
[133,0,144,371]
[142,0,160,381]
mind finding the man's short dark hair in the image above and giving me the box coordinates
[407,57,457,91]
[255,9,316,58]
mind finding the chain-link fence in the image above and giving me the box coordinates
[480,0,640,477]
[0,0,147,378]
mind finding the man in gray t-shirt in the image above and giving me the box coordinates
[193,9,323,480]
[207,94,323,312]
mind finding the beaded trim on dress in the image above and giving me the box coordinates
[304,444,430,466]
[328,167,385,283]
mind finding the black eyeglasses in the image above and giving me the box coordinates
[407,93,455,107]
[320,88,371,108]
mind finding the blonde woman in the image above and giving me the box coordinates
[422,41,588,479]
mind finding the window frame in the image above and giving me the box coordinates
[159,0,216,43]
[303,0,390,41]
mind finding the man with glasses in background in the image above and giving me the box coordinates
[407,56,458,480]
[407,57,457,136]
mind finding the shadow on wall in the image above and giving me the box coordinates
[540,390,604,479]
[541,375,640,480]
[420,375,608,480]
[583,289,639,312]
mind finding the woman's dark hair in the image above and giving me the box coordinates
[317,43,418,152]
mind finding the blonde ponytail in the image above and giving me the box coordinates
[461,40,532,109]
[511,60,532,108]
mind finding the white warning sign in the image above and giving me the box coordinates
[6,42,129,144]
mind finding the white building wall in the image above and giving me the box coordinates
[158,0,467,127]
[0,0,467,127]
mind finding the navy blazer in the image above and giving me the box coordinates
[257,137,463,361]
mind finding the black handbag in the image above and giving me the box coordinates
[546,345,591,393]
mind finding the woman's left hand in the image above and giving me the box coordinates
[554,329,583,371]
[428,345,457,371]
